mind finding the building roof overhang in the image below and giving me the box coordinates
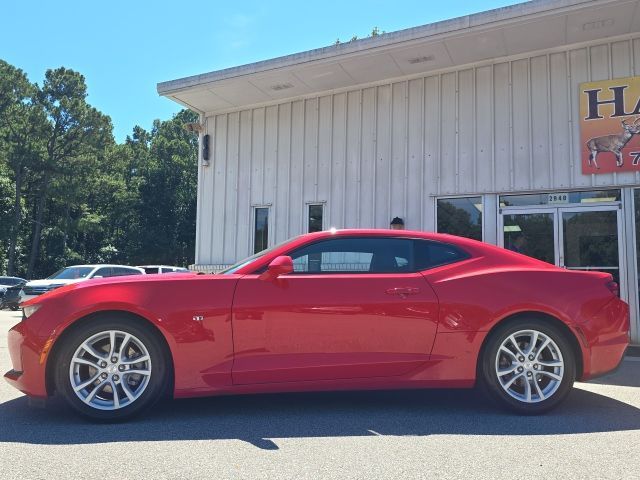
[158,0,640,115]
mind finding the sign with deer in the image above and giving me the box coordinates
[580,76,640,174]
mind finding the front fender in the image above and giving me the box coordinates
[29,275,239,396]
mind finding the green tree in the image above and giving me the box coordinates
[0,60,47,275]
[26,67,112,277]
[134,109,198,265]
[0,59,198,278]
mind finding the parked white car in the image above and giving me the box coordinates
[137,265,189,274]
[20,265,145,303]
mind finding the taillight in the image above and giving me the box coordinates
[605,280,620,297]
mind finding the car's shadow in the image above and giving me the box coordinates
[587,360,640,387]
[1,386,639,449]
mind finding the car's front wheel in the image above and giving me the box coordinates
[53,316,168,421]
[480,318,576,414]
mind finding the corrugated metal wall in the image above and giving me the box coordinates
[197,36,640,266]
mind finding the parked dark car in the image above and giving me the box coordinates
[0,276,26,303]
[0,282,25,311]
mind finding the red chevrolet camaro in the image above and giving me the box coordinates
[5,229,630,420]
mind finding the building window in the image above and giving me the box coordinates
[436,197,483,241]
[253,207,269,254]
[308,204,324,233]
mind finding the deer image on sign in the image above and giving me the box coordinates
[580,76,640,174]
[586,117,640,169]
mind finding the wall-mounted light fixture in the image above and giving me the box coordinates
[202,134,210,166]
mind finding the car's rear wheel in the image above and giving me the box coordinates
[480,318,576,414]
[53,317,167,421]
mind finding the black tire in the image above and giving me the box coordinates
[53,316,168,421]
[10,305,19,311]
[479,317,576,414]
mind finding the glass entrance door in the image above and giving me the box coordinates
[499,205,624,296]
[501,210,557,264]
[559,207,623,287]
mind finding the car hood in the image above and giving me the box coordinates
[20,272,205,306]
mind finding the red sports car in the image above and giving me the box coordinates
[5,229,629,420]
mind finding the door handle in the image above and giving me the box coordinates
[385,287,420,297]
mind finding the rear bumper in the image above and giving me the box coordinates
[578,297,630,381]
[3,320,48,398]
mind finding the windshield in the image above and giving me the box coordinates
[220,236,302,274]
[48,266,94,280]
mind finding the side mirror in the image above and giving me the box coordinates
[259,256,294,281]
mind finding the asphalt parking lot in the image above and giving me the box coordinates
[0,309,639,480]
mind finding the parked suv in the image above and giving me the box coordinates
[20,265,145,303]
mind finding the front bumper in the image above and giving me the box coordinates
[3,320,48,398]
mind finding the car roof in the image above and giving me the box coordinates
[137,265,186,268]
[229,228,556,275]
[65,264,142,268]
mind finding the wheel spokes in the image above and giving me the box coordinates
[537,370,562,381]
[533,379,546,400]
[508,335,526,357]
[525,331,539,356]
[72,357,100,369]
[81,342,108,362]
[497,365,518,377]
[84,379,108,404]
[121,355,150,365]
[73,372,101,392]
[124,369,151,377]
[70,329,152,411]
[495,329,565,404]
[503,372,524,389]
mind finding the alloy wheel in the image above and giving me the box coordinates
[494,329,565,403]
[69,330,152,411]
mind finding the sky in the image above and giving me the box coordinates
[1,0,516,142]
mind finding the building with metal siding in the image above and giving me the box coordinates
[159,0,640,343]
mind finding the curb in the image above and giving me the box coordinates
[626,345,640,357]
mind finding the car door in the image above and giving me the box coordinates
[231,236,440,385]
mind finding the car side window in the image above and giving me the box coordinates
[114,267,142,276]
[413,239,469,270]
[93,267,113,278]
[287,237,413,274]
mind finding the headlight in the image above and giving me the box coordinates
[23,304,41,318]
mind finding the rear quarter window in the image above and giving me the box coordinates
[413,240,469,270]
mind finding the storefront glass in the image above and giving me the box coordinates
[436,197,483,241]
[502,212,555,263]
[562,209,620,286]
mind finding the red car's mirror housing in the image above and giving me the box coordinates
[259,255,294,281]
